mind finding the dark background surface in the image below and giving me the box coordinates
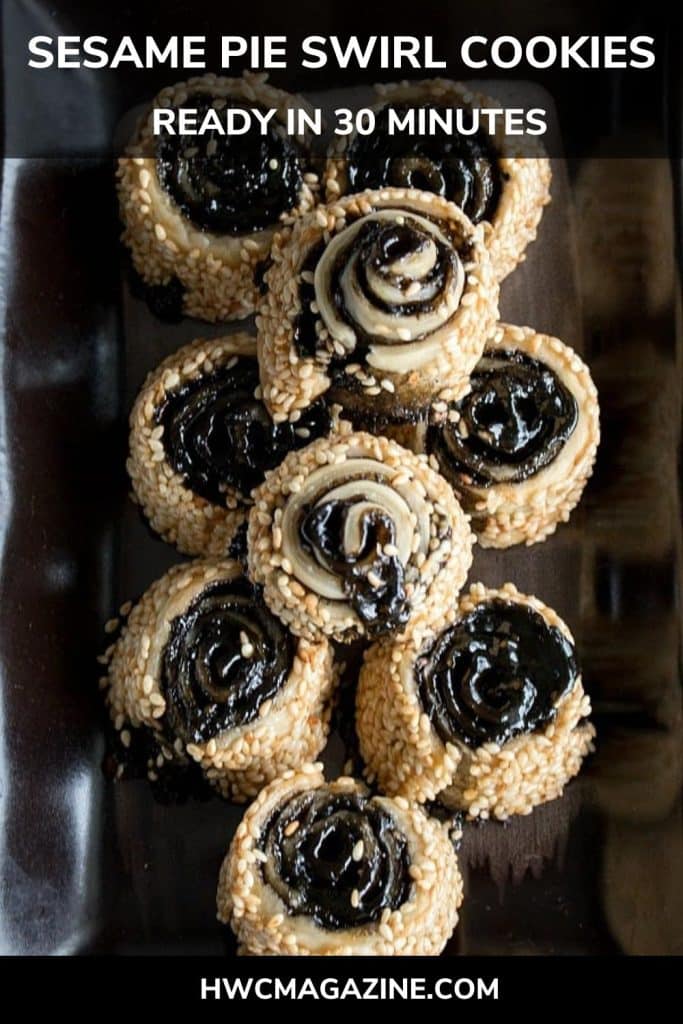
[0,1,681,956]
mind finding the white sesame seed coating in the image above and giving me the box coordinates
[356,582,595,820]
[103,559,336,802]
[247,429,474,643]
[128,334,258,556]
[217,765,463,955]
[257,187,498,423]
[118,72,318,323]
[429,323,601,548]
[326,79,551,281]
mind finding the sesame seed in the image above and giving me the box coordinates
[352,841,364,861]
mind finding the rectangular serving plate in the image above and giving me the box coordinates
[1,9,681,956]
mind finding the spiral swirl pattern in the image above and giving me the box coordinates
[161,579,295,744]
[158,358,331,503]
[416,598,577,748]
[430,350,578,487]
[261,788,410,930]
[347,103,502,225]
[156,94,305,235]
[313,209,466,374]
[281,456,451,637]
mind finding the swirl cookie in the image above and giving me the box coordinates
[118,72,317,321]
[427,324,600,547]
[128,333,332,556]
[103,559,335,801]
[217,764,463,955]
[325,79,551,280]
[248,430,475,643]
[258,187,498,423]
[357,582,595,819]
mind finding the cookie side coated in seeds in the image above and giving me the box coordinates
[427,323,600,547]
[128,333,333,557]
[325,79,551,280]
[257,187,498,424]
[247,429,475,643]
[102,559,336,802]
[356,582,595,819]
[217,764,463,955]
[118,72,318,322]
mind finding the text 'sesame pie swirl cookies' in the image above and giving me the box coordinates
[325,79,551,281]
[427,324,600,547]
[258,187,498,424]
[357,582,595,819]
[217,764,463,955]
[248,429,475,643]
[118,72,317,322]
[103,559,335,801]
[128,333,332,557]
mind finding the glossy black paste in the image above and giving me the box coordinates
[430,349,578,487]
[160,579,295,745]
[416,598,578,748]
[156,95,305,235]
[346,103,502,224]
[261,789,410,929]
[299,497,410,637]
[293,213,463,365]
[336,218,455,317]
[157,357,331,503]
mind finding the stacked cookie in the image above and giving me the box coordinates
[105,73,600,956]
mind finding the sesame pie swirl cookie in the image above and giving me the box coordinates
[128,333,332,557]
[103,559,335,802]
[247,430,475,644]
[426,324,600,547]
[118,72,318,322]
[357,582,595,820]
[217,764,463,955]
[257,187,498,423]
[325,79,551,280]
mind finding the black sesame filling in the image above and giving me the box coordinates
[416,599,578,748]
[299,496,410,638]
[346,103,503,225]
[293,211,467,365]
[160,579,295,745]
[157,357,331,504]
[261,789,410,930]
[339,219,456,321]
[156,95,306,235]
[429,349,578,488]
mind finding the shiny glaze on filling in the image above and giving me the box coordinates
[156,95,305,234]
[261,788,410,929]
[160,579,295,744]
[416,599,577,748]
[429,349,578,488]
[158,357,331,503]
[346,102,502,224]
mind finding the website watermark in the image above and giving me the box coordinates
[201,975,500,1001]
